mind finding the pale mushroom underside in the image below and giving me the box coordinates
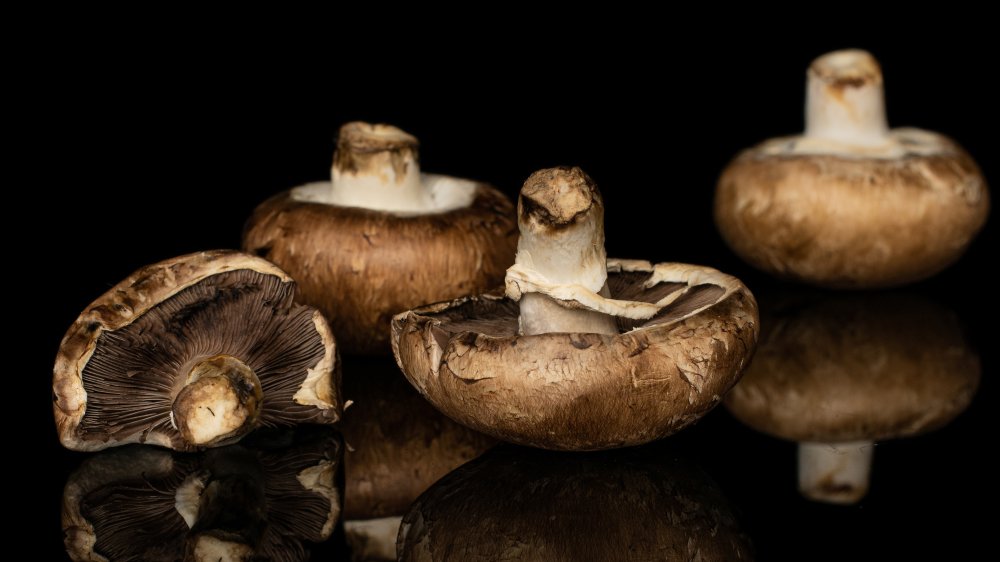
[53,251,340,452]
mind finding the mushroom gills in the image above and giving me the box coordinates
[63,427,343,561]
[58,254,341,453]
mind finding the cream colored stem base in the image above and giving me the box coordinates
[518,291,619,336]
[329,122,430,212]
[345,516,403,561]
[171,355,263,447]
[798,440,873,505]
[805,49,889,147]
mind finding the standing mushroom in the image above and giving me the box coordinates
[392,167,758,451]
[243,122,518,355]
[714,49,989,288]
[339,357,496,561]
[53,250,341,452]
[397,443,753,561]
[724,291,980,504]
[62,428,343,562]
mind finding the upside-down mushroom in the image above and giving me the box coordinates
[339,357,496,560]
[392,167,758,451]
[724,292,980,504]
[715,49,989,288]
[53,250,340,452]
[244,122,517,355]
[62,428,343,562]
[397,443,753,561]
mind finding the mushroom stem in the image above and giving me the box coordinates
[805,50,889,147]
[345,516,403,561]
[172,355,263,447]
[510,167,618,336]
[798,440,873,505]
[185,447,268,559]
[330,121,428,212]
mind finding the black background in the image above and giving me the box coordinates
[22,21,994,560]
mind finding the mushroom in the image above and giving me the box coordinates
[397,443,753,561]
[53,250,341,452]
[62,428,343,562]
[243,122,518,355]
[714,49,990,288]
[392,167,758,451]
[62,446,194,561]
[339,357,496,561]
[724,291,980,504]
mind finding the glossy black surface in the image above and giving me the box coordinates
[25,25,992,561]
[63,428,344,560]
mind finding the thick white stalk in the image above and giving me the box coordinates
[345,516,402,561]
[511,167,618,336]
[330,122,430,212]
[798,440,873,505]
[805,50,889,147]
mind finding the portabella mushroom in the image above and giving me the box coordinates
[714,49,990,288]
[724,291,980,504]
[397,443,753,561]
[339,357,496,561]
[53,250,341,452]
[392,167,758,451]
[243,122,518,355]
[62,428,343,562]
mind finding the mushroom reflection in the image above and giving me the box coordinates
[340,357,495,561]
[62,428,342,561]
[397,443,753,561]
[724,292,980,504]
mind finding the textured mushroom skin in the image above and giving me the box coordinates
[392,261,758,451]
[340,359,496,520]
[243,182,517,355]
[724,293,981,442]
[53,250,342,452]
[398,445,753,561]
[715,132,989,288]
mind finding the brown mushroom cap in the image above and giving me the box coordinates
[243,124,518,356]
[53,250,341,452]
[398,444,753,561]
[714,49,989,289]
[724,292,980,442]
[340,357,496,521]
[62,428,343,562]
[715,134,989,288]
[392,259,758,451]
[338,357,495,560]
